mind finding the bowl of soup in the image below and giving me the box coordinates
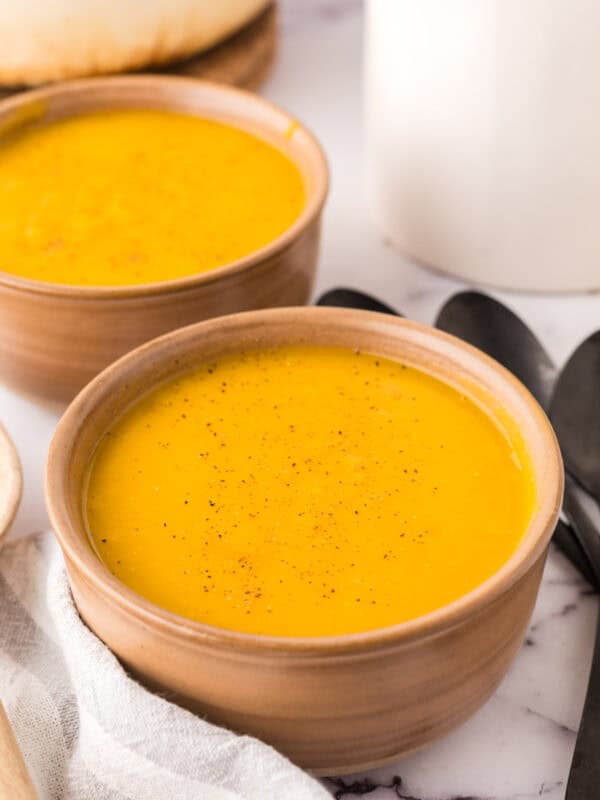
[0,76,328,403]
[46,306,562,774]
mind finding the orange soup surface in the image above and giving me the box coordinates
[85,345,536,636]
[0,110,305,286]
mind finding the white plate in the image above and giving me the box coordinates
[0,423,21,545]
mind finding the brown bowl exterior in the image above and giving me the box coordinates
[0,76,328,403]
[46,307,563,774]
[67,552,545,774]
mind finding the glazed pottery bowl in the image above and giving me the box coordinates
[0,423,22,546]
[46,307,563,774]
[0,76,328,403]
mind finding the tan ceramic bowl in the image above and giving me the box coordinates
[0,76,328,403]
[46,307,563,775]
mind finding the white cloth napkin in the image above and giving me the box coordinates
[0,532,331,800]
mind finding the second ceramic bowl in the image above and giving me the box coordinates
[46,307,562,774]
[0,75,328,403]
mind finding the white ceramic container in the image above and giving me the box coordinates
[366,0,600,292]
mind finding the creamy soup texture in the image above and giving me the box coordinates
[85,345,535,636]
[0,110,304,286]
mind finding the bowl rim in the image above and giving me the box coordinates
[0,423,22,544]
[46,306,563,654]
[0,74,329,299]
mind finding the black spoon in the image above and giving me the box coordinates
[436,291,598,588]
[316,287,402,316]
[550,332,600,800]
[435,291,555,409]
[551,331,600,502]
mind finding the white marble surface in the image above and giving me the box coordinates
[2,2,600,798]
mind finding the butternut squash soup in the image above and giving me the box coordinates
[0,110,304,286]
[85,346,536,636]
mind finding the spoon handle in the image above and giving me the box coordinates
[562,475,600,587]
[553,519,597,588]
[566,610,600,799]
[0,702,38,800]
[563,475,600,797]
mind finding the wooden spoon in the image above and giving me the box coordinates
[0,701,37,799]
[0,431,32,798]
